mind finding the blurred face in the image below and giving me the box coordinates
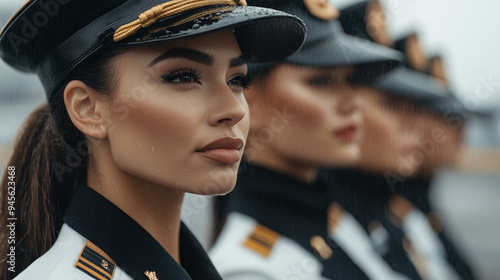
[357,88,423,175]
[100,30,249,195]
[417,110,464,173]
[245,64,362,179]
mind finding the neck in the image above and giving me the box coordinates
[244,140,318,183]
[87,143,184,264]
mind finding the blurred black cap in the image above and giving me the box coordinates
[247,0,403,82]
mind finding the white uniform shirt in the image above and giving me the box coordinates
[210,212,328,280]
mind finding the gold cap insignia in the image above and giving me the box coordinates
[303,0,339,20]
[406,34,429,72]
[114,0,248,42]
[428,56,448,84]
[365,1,393,46]
[144,270,159,280]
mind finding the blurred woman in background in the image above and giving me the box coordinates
[210,0,404,279]
[330,1,476,279]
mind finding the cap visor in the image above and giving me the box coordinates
[286,32,403,81]
[123,6,306,63]
[372,66,452,101]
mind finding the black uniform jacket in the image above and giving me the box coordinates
[16,183,222,280]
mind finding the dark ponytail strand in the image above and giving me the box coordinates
[0,46,124,279]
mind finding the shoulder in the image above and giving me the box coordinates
[210,213,325,280]
[15,224,131,280]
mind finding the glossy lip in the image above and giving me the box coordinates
[196,137,245,164]
[334,124,359,142]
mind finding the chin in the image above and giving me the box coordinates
[185,172,238,196]
[188,183,236,196]
[327,146,361,167]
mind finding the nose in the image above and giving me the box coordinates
[337,85,362,115]
[208,84,247,127]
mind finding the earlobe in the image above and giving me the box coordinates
[64,80,108,139]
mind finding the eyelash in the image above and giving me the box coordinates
[307,76,336,88]
[162,68,252,89]
[162,67,202,84]
[228,74,252,90]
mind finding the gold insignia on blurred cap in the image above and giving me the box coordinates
[144,270,159,280]
[428,56,448,84]
[406,34,429,72]
[365,0,393,46]
[303,0,339,20]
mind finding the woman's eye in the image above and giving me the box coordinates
[228,74,252,90]
[162,69,201,84]
[380,97,407,112]
[307,76,335,88]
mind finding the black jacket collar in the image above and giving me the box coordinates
[396,176,433,214]
[64,183,222,280]
[226,161,369,279]
[326,168,395,228]
[326,169,423,279]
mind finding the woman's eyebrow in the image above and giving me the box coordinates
[229,56,247,68]
[148,47,214,67]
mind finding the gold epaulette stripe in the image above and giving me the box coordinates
[113,0,247,42]
[79,257,113,279]
[75,241,116,280]
[243,224,280,257]
[252,225,280,244]
[255,224,280,240]
[76,262,110,280]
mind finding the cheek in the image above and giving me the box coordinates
[363,108,395,148]
[108,92,202,172]
[237,96,250,138]
[276,83,330,127]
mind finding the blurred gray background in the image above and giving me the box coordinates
[1,1,499,279]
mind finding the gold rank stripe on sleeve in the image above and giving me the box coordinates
[243,224,280,257]
[75,240,117,280]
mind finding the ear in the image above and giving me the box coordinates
[64,80,109,139]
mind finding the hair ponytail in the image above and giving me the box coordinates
[0,46,124,278]
[0,103,81,278]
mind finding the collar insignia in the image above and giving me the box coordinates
[145,270,159,280]
[243,224,280,257]
[75,241,116,280]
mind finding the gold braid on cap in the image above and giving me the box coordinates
[114,0,247,42]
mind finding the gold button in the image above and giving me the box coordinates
[310,235,333,260]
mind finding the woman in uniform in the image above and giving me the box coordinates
[394,81,477,280]
[0,0,306,279]
[332,1,476,279]
[209,0,404,279]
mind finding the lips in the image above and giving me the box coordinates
[196,137,244,164]
[334,125,358,142]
